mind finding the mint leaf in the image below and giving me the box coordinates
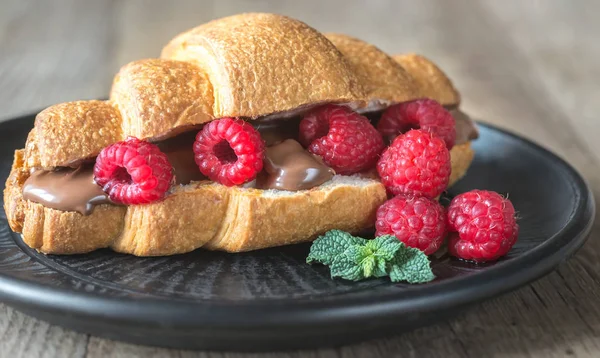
[343,244,372,262]
[343,245,374,278]
[362,256,376,277]
[330,249,364,281]
[306,230,367,265]
[373,257,388,278]
[389,245,435,284]
[366,235,403,261]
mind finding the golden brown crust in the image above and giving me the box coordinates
[24,101,123,169]
[205,181,387,252]
[393,53,461,107]
[449,142,475,187]
[4,150,27,232]
[21,204,126,254]
[110,59,214,140]
[325,33,420,105]
[111,183,229,256]
[161,13,365,118]
[23,131,41,169]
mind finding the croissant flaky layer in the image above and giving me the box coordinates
[22,13,462,170]
[324,33,420,110]
[162,13,365,119]
[393,54,461,107]
[25,59,217,169]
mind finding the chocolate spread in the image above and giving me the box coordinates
[253,117,301,146]
[448,109,479,145]
[22,166,111,215]
[256,139,334,191]
[157,131,205,184]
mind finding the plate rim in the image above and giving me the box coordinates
[0,113,595,330]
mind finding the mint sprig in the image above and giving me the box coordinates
[307,231,435,284]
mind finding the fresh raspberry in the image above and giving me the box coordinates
[193,118,264,186]
[376,195,447,255]
[447,190,519,262]
[299,105,385,174]
[377,129,451,198]
[94,137,173,205]
[378,99,456,149]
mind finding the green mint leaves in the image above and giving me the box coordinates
[307,231,435,284]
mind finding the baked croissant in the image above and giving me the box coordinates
[4,13,477,256]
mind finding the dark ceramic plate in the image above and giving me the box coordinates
[0,113,594,352]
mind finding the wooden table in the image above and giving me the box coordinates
[1,0,599,356]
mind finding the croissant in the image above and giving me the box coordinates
[4,13,477,256]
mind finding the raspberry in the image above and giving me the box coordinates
[376,195,446,255]
[299,105,385,174]
[377,129,451,198]
[447,190,519,262]
[378,99,456,149]
[94,137,173,205]
[193,118,264,186]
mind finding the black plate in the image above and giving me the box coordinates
[0,113,594,352]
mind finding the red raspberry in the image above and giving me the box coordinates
[376,195,447,255]
[378,99,456,149]
[299,105,385,174]
[447,190,519,262]
[377,129,451,198]
[94,137,173,205]
[193,118,264,186]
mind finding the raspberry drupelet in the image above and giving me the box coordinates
[376,195,447,255]
[377,99,456,149]
[193,117,265,186]
[447,190,519,262]
[299,105,385,175]
[377,129,451,199]
[93,137,174,205]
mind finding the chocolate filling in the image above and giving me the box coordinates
[253,117,301,146]
[256,139,334,191]
[23,166,111,215]
[157,131,206,185]
[448,108,479,144]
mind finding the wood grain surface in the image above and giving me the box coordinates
[1,0,599,357]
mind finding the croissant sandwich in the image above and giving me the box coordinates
[3,13,478,256]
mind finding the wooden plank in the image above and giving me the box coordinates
[0,305,87,358]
